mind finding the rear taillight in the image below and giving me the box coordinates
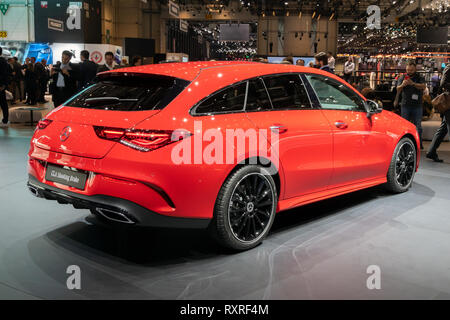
[95,128,125,140]
[36,119,53,130]
[94,126,191,152]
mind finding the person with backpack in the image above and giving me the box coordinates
[426,64,450,162]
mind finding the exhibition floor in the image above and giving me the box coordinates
[1,125,450,299]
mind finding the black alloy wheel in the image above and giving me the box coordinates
[385,137,417,193]
[228,172,274,242]
[395,142,415,187]
[209,165,277,251]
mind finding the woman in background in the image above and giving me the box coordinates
[131,55,142,67]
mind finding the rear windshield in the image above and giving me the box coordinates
[66,74,190,111]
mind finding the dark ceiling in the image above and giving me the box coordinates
[160,0,449,26]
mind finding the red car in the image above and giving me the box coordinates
[27,61,420,250]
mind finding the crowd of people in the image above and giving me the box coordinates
[0,52,53,126]
[0,48,449,162]
[47,50,143,108]
[0,49,143,127]
[253,51,339,73]
[0,48,341,128]
[365,59,449,161]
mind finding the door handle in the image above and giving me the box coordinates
[269,125,288,134]
[334,121,348,129]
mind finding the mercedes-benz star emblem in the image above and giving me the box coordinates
[60,126,72,142]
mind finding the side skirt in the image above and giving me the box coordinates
[277,177,387,212]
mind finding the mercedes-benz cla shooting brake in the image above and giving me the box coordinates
[28,61,420,250]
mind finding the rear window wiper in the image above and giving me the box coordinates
[84,97,138,107]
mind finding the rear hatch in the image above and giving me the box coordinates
[35,73,189,159]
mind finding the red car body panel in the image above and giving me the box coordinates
[246,109,333,199]
[27,62,420,226]
[322,109,392,187]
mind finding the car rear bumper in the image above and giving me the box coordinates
[28,141,228,220]
[27,174,211,229]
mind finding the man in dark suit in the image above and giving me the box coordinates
[35,58,50,103]
[97,51,117,73]
[0,47,10,127]
[50,50,80,108]
[79,50,98,90]
[23,57,38,105]
[314,52,333,74]
[12,57,24,101]
[426,64,450,162]
[6,58,16,105]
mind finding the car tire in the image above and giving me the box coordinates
[208,165,278,251]
[385,137,417,193]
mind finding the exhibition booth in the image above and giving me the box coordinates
[0,0,450,307]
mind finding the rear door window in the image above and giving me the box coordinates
[66,75,189,111]
[245,78,272,112]
[193,82,247,115]
[262,74,312,110]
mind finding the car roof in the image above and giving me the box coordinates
[101,61,335,82]
[106,61,257,81]
[102,61,363,99]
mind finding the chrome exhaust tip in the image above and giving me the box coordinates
[28,184,43,198]
[95,208,135,224]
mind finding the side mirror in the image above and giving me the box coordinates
[365,99,382,117]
